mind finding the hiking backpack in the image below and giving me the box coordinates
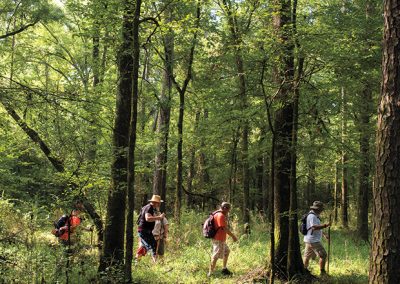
[51,214,70,237]
[299,212,318,235]
[202,210,221,238]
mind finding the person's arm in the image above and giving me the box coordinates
[218,215,238,242]
[145,212,165,222]
[311,223,330,231]
[225,228,238,242]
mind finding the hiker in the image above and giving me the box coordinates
[135,211,169,261]
[208,202,238,277]
[137,194,165,262]
[57,209,92,246]
[303,201,331,275]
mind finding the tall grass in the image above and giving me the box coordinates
[0,203,369,283]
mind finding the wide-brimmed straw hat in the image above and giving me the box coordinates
[148,195,163,203]
[310,201,324,211]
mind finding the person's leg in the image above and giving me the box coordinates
[303,242,317,269]
[316,245,327,274]
[310,242,327,274]
[222,243,230,268]
[139,231,157,258]
[208,240,221,276]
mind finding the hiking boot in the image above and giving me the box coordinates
[221,268,233,276]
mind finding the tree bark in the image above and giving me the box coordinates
[287,51,304,277]
[357,86,371,241]
[369,0,400,281]
[221,0,250,224]
[174,3,201,222]
[153,2,174,212]
[99,0,136,272]
[341,87,349,228]
[271,0,304,278]
[124,0,141,279]
[334,161,339,223]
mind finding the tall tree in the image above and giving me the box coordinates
[220,0,251,224]
[173,1,201,222]
[356,85,372,241]
[369,0,400,281]
[124,0,142,279]
[271,0,304,278]
[341,87,349,228]
[99,0,138,273]
[152,1,174,212]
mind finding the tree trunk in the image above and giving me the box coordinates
[153,3,174,213]
[334,161,339,223]
[271,0,304,278]
[124,0,141,279]
[287,51,304,277]
[228,129,239,205]
[99,0,136,272]
[186,112,200,208]
[221,0,250,224]
[262,149,269,217]
[357,87,371,241]
[369,0,400,281]
[341,87,349,228]
[174,3,201,222]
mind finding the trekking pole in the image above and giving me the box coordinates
[327,214,332,274]
[90,228,93,251]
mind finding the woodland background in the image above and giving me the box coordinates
[0,0,388,283]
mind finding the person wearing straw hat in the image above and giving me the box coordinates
[303,201,331,275]
[136,195,165,262]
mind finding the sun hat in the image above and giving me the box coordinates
[310,201,324,211]
[148,194,163,203]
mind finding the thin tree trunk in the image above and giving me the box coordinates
[334,161,339,223]
[357,87,371,241]
[221,0,250,224]
[153,3,174,212]
[341,87,349,228]
[287,47,304,277]
[369,0,400,281]
[99,0,136,272]
[229,128,239,205]
[125,0,141,279]
[174,3,201,222]
[186,112,200,207]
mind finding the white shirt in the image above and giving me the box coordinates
[303,211,322,243]
[152,217,168,240]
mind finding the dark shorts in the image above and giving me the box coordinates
[138,230,157,256]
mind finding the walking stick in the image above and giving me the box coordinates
[90,228,93,251]
[327,214,332,274]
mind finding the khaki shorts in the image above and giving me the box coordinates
[211,239,230,260]
[304,242,327,261]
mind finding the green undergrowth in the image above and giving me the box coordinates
[0,201,369,283]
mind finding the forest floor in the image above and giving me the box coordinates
[0,205,369,283]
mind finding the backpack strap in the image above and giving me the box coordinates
[212,210,223,232]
